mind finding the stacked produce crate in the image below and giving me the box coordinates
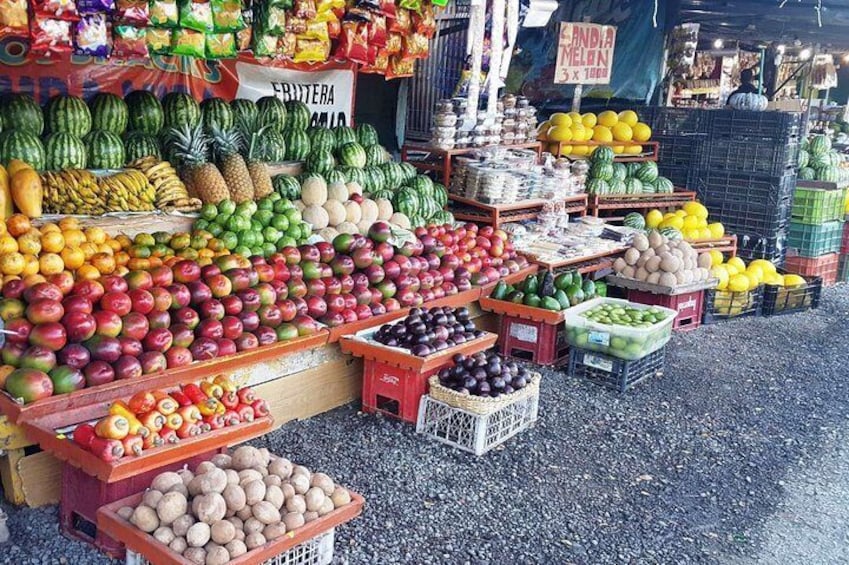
[649,107,706,188]
[784,182,845,286]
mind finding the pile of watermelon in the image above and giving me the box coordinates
[584,146,674,195]
[798,134,849,185]
[387,175,451,228]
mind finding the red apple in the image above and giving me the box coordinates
[167,284,191,310]
[93,311,122,338]
[72,279,105,303]
[128,289,154,315]
[257,304,283,328]
[383,260,401,280]
[201,264,221,279]
[205,274,233,298]
[173,259,201,284]
[221,316,243,340]
[339,275,354,294]
[287,279,307,299]
[370,302,387,316]
[149,265,173,287]
[221,295,243,316]
[101,292,132,317]
[5,318,32,345]
[254,264,275,284]
[355,304,372,320]
[199,299,225,321]
[165,346,193,368]
[272,262,290,283]
[364,264,385,285]
[322,277,341,296]
[315,241,335,263]
[341,309,357,324]
[113,355,143,380]
[120,312,150,341]
[330,255,355,276]
[306,279,326,298]
[234,332,259,352]
[139,351,167,374]
[342,293,357,311]
[298,244,320,263]
[101,275,128,294]
[26,299,64,324]
[196,319,224,340]
[84,360,115,386]
[320,312,344,328]
[277,300,297,322]
[254,326,277,346]
[20,345,57,372]
[352,248,375,270]
[354,289,372,306]
[125,270,153,291]
[187,281,212,305]
[85,335,122,363]
[370,288,383,304]
[170,323,194,348]
[173,307,200,330]
[149,287,173,312]
[225,268,251,292]
[2,279,25,299]
[143,328,173,352]
[375,242,394,263]
[269,279,288,299]
[326,295,345,314]
[236,288,261,312]
[238,311,260,332]
[255,283,277,305]
[47,272,74,296]
[288,265,303,280]
[292,297,308,316]
[1,342,24,366]
[383,297,401,311]
[62,311,97,343]
[216,338,237,357]
[57,344,90,370]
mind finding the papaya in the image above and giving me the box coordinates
[6,159,31,178]
[10,169,43,218]
[0,164,11,219]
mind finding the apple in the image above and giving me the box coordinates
[354,289,371,306]
[370,302,387,316]
[326,295,345,314]
[221,316,244,340]
[298,244,320,263]
[24,282,63,303]
[254,325,277,346]
[205,274,233,298]
[164,346,193,368]
[119,337,143,357]
[339,275,354,294]
[101,292,132,317]
[187,281,212,305]
[127,289,154,315]
[342,293,357,311]
[201,264,221,279]
[341,309,357,324]
[319,312,344,328]
[84,361,115,386]
[238,310,260,332]
[250,255,267,268]
[272,262,290,283]
[216,338,237,357]
[173,259,201,284]
[167,284,191,310]
[287,279,307,299]
[354,304,372,320]
[351,273,369,292]
[173,307,200,330]
[306,279,326,298]
[147,310,171,330]
[221,295,243,316]
[1,343,24,366]
[269,280,289,300]
[375,242,394,263]
[20,345,57,372]
[421,289,435,303]
[322,277,341,296]
[143,328,173,352]
[170,323,195,348]
[85,335,122,363]
[2,279,25,299]
[149,287,173,312]
[0,300,26,326]
[364,264,385,285]
[196,319,224,340]
[199,299,225,321]
[306,296,327,318]
[139,351,167,374]
[315,241,335,263]
[93,311,122,338]
[383,260,401,280]
[234,332,259,352]
[424,253,441,271]
[330,255,355,277]
[26,299,64,324]
[236,288,261,313]
[48,365,85,394]
[352,248,375,270]
[254,263,275,284]
[432,286,445,299]
[72,280,105,304]
[383,297,401,312]
[101,275,129,294]
[189,337,219,361]
[257,304,283,328]
[245,269,259,288]
[397,287,416,307]
[114,355,143,380]
[149,265,173,287]
[125,270,154,291]
[57,344,90,370]
[288,264,303,280]
[291,297,308,317]
[5,318,32,345]
[255,283,277,306]
[292,315,319,336]
[370,288,383,304]
[277,300,297,322]
[120,312,149,341]
[62,311,97,343]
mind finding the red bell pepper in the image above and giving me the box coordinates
[164,412,184,431]
[138,411,165,433]
[177,405,201,424]
[128,391,156,414]
[182,383,207,405]
[94,415,130,440]
[176,421,200,439]
[200,381,224,399]
[236,388,256,405]
[121,434,144,457]
[220,391,239,410]
[222,410,241,426]
[90,437,124,462]
[159,427,179,444]
[73,423,96,450]
[169,390,193,407]
[203,413,225,430]
[251,399,270,418]
[236,404,255,423]
[142,431,164,450]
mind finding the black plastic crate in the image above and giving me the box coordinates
[655,133,705,167]
[698,138,800,177]
[649,107,707,136]
[691,169,797,206]
[761,273,822,316]
[702,286,764,324]
[701,195,793,235]
[657,163,692,189]
[736,234,787,267]
[705,110,802,141]
[568,346,666,393]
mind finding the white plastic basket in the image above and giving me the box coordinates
[125,528,334,565]
[416,391,539,456]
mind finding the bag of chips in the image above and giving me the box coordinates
[30,16,74,56]
[255,3,286,35]
[300,21,328,41]
[75,12,110,56]
[205,31,235,57]
[360,46,387,74]
[116,0,148,24]
[292,36,329,63]
[278,31,296,58]
[379,0,394,18]
[368,13,386,46]
[211,0,243,31]
[268,0,292,8]
[285,16,306,34]
[333,18,367,64]
[352,0,379,12]
[386,53,414,79]
[398,0,419,13]
[235,9,251,50]
[325,15,339,38]
[402,32,428,59]
[389,7,410,33]
[146,26,171,53]
[171,27,205,57]
[293,0,315,19]
[33,0,78,19]
[0,0,29,38]
[78,0,114,14]
[179,0,212,32]
[385,32,401,54]
[113,24,148,59]
[413,3,435,36]
[252,32,277,57]
[149,0,178,26]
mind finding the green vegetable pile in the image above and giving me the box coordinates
[490,271,606,312]
[580,303,670,327]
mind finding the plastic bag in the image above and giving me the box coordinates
[389,7,410,33]
[171,27,205,56]
[268,0,292,8]
[211,0,243,31]
[333,18,367,64]
[279,31,296,57]
[235,9,251,50]
[179,0,212,32]
[33,0,78,19]
[325,15,339,38]
[352,0,379,12]
[116,0,148,24]
[379,0,395,18]
[252,32,277,56]
[113,25,148,59]
[413,3,434,36]
[293,36,328,63]
[149,0,177,26]
[205,31,235,57]
[360,46,387,74]
[315,0,342,14]
[75,12,110,56]
[30,16,73,56]
[256,3,286,35]
[398,0,420,13]
[0,0,29,38]
[293,0,315,19]
[78,0,114,14]
[402,32,428,60]
[385,31,401,54]
[285,16,306,34]
[386,53,414,79]
[300,21,328,42]
[146,26,171,53]
[368,13,386,46]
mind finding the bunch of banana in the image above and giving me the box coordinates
[41,169,156,215]
[128,157,202,212]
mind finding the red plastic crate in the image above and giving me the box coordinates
[497,315,569,366]
[784,253,839,287]
[842,223,849,254]
[627,289,705,332]
[60,452,217,559]
[362,359,442,423]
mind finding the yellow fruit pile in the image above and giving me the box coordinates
[645,201,725,242]
[538,110,651,158]
[709,256,800,292]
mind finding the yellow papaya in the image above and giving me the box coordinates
[10,169,43,218]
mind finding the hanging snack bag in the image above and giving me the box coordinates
[293,0,316,19]
[75,12,110,56]
[146,26,171,52]
[285,16,306,34]
[352,0,379,13]
[33,0,79,19]
[252,32,277,57]
[0,0,29,38]
[31,16,74,56]
[300,20,328,41]
[113,24,148,59]
[149,0,177,26]
[333,16,368,64]
[401,31,428,59]
[235,8,251,50]
[211,0,243,31]
[379,0,394,18]
[171,26,205,56]
[278,31,296,58]
[361,46,388,74]
[255,2,286,35]
[368,13,386,46]
[293,36,329,63]
[116,0,148,24]
[385,31,401,54]
[386,53,414,79]
[413,3,434,36]
[179,0,212,32]
[389,7,410,33]
[78,0,114,14]
[205,31,235,57]
[398,0,419,14]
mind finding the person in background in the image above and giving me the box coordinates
[729,68,759,98]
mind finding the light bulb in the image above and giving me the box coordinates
[713,39,724,49]
[800,48,812,60]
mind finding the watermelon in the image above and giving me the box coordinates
[333,126,357,148]
[365,166,386,193]
[393,186,419,217]
[0,130,45,170]
[124,132,161,163]
[626,162,642,177]
[1,94,44,136]
[309,127,336,154]
[365,144,389,166]
[608,180,626,194]
[162,93,201,129]
[230,99,257,126]
[635,162,658,183]
[89,93,128,135]
[798,167,816,181]
[591,146,615,164]
[262,131,287,162]
[200,98,234,133]
[431,210,454,224]
[624,178,643,194]
[337,142,367,168]
[816,166,840,182]
[797,149,809,169]
[370,188,394,200]
[284,129,311,161]
[326,169,347,184]
[417,196,440,219]
[126,90,164,135]
[585,178,609,195]
[256,96,287,132]
[623,212,645,230]
[654,176,674,194]
[808,152,830,170]
[340,166,367,187]
[659,227,682,241]
[380,162,403,189]
[306,149,335,175]
[809,135,831,155]
[45,95,91,137]
[44,132,86,170]
[272,175,301,199]
[84,130,124,169]
[611,163,628,182]
[409,215,426,228]
[409,175,433,195]
[825,151,842,168]
[356,123,379,147]
[399,162,417,181]
[284,100,310,131]
[432,183,448,208]
[590,162,614,181]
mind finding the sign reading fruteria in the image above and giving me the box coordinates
[554,22,617,84]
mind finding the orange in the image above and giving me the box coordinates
[97,243,114,255]
[21,254,39,276]
[115,234,132,249]
[62,228,86,248]
[6,214,31,237]
[91,252,116,274]
[60,246,85,270]
[40,222,60,234]
[17,233,41,256]
[58,217,80,231]
[38,253,64,275]
[41,231,65,253]
[23,274,46,287]
[106,238,122,252]
[0,252,24,275]
[85,227,106,245]
[198,248,214,259]
[76,264,101,280]
[0,235,18,254]
[80,242,98,259]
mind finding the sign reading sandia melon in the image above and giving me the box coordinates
[554,22,617,84]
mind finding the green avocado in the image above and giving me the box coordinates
[554,272,573,290]
[507,290,525,304]
[541,296,561,311]
[491,280,509,300]
[554,289,570,310]
[582,279,596,298]
[523,293,541,308]
[523,275,539,295]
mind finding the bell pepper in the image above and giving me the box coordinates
[177,405,201,424]
[90,437,124,462]
[128,391,156,414]
[73,423,96,450]
[222,410,240,426]
[200,381,224,400]
[152,393,178,416]
[220,391,239,410]
[169,390,193,407]
[142,431,164,450]
[94,415,130,441]
[236,388,256,405]
[236,404,255,423]
[176,421,200,439]
[138,411,165,433]
[203,413,225,431]
[213,374,237,392]
[182,383,207,405]
[251,399,270,418]
[108,402,149,437]
[159,427,179,444]
[122,434,144,457]
[164,412,184,431]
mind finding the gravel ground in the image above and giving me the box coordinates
[3,286,849,565]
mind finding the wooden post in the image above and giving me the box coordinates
[572,84,583,112]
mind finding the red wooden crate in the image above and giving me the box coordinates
[627,289,705,332]
[784,253,839,287]
[497,316,569,367]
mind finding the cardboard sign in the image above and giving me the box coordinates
[554,22,616,84]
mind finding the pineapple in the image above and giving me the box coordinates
[235,114,274,199]
[211,127,254,203]
[166,124,230,204]
[248,161,273,199]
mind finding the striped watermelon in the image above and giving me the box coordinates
[124,132,161,162]
[431,210,454,224]
[126,90,164,134]
[585,178,609,195]
[635,162,658,183]
[611,163,628,182]
[326,169,347,185]
[409,215,426,228]
[45,95,92,137]
[273,175,301,199]
[432,183,448,208]
[380,162,403,189]
[284,129,311,160]
[1,94,43,136]
[653,177,674,194]
[263,131,287,162]
[591,146,615,164]
[44,132,86,170]
[0,130,45,170]
[230,99,257,125]
[339,167,367,187]
[417,195,440,219]
[392,186,419,217]
[809,135,831,156]
[797,149,809,169]
[88,93,128,135]
[365,145,389,166]
[624,178,643,194]
[309,127,335,154]
[409,175,433,195]
[306,149,335,175]
[333,126,357,149]
[201,98,234,132]
[337,142,367,168]
[256,96,287,132]
[623,212,645,230]
[590,162,614,181]
[798,167,816,181]
[659,227,682,241]
[84,130,125,169]
[608,180,626,194]
[356,123,379,147]
[284,100,311,131]
[399,162,417,181]
[163,93,201,129]
[816,166,840,182]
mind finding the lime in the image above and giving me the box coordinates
[271,215,290,232]
[194,219,209,232]
[217,199,236,215]
[200,203,218,221]
[255,210,274,227]
[234,245,251,257]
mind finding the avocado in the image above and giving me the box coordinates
[523,293,541,308]
[540,271,556,298]
[594,281,607,297]
[491,281,509,300]
[565,284,585,306]
[582,279,596,298]
[554,289,571,310]
[554,272,573,290]
[523,275,539,295]
[541,296,561,311]
[507,290,524,303]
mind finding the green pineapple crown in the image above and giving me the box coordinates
[210,126,244,162]
[164,124,209,168]
[234,113,273,162]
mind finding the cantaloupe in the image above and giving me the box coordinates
[318,227,339,241]
[323,200,346,226]
[346,182,363,196]
[389,212,410,229]
[303,205,329,230]
[359,199,379,223]
[301,178,328,206]
[343,201,362,224]
[356,220,373,235]
[336,221,358,234]
[294,200,306,212]
[327,182,348,202]
[376,198,393,221]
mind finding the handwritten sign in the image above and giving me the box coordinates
[554,22,617,84]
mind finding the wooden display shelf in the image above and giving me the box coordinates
[326,309,410,344]
[547,141,660,162]
[529,247,625,272]
[478,296,567,325]
[426,287,483,309]
[588,190,697,217]
[447,194,587,227]
[690,234,738,258]
[98,489,364,565]
[401,142,542,185]
[0,332,329,425]
[24,405,273,483]
[34,213,196,240]
[340,332,498,373]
